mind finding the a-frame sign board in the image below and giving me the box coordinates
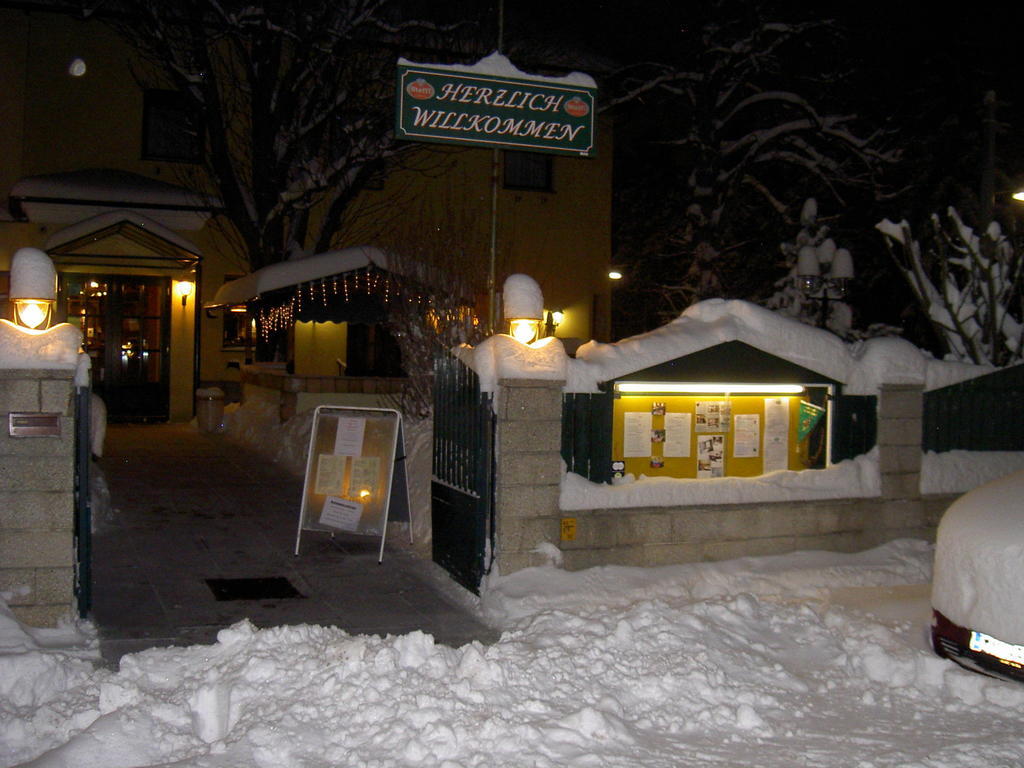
[294,406,412,563]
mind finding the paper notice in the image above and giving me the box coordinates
[623,411,653,457]
[663,412,691,457]
[763,397,789,472]
[350,456,381,498]
[333,417,366,456]
[314,453,347,495]
[733,413,760,458]
[319,495,362,532]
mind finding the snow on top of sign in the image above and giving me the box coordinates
[398,51,597,89]
[559,300,988,395]
[0,320,82,370]
[932,467,1024,644]
[209,246,389,306]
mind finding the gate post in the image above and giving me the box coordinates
[0,368,78,626]
[494,377,565,575]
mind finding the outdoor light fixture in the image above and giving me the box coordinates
[9,247,57,330]
[544,308,564,337]
[502,273,544,344]
[796,241,854,328]
[608,267,624,280]
[174,280,194,307]
[615,382,805,395]
[1014,189,1024,202]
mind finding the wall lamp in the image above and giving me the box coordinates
[174,280,194,308]
[615,382,806,395]
[10,247,57,330]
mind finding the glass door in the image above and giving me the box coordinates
[65,276,171,421]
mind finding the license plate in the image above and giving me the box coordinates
[970,630,1024,666]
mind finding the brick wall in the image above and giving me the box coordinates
[494,379,951,575]
[0,368,77,626]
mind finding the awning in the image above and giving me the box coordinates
[207,246,391,307]
[44,210,202,271]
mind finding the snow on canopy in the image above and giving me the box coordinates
[932,467,1024,644]
[398,50,597,89]
[207,246,390,307]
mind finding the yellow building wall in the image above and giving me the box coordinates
[0,7,615,419]
[612,395,814,479]
[294,321,348,377]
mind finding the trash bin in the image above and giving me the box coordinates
[195,387,225,433]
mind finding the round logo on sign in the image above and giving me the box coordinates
[565,96,589,118]
[406,78,434,100]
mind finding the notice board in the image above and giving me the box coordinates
[294,406,410,562]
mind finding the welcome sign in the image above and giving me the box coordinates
[395,56,597,157]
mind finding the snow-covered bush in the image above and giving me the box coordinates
[878,209,1024,366]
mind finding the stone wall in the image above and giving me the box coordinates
[0,368,77,626]
[494,378,953,575]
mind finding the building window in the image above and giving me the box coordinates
[142,90,202,162]
[504,151,553,191]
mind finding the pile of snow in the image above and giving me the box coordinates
[5,539,1024,766]
[398,50,597,89]
[932,468,1024,644]
[565,300,990,395]
[561,449,880,509]
[921,450,1024,495]
[456,334,567,391]
[0,321,82,371]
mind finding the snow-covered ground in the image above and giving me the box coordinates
[4,538,1024,768]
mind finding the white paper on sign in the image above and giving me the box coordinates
[623,411,653,457]
[663,412,691,457]
[314,454,347,495]
[333,417,366,456]
[733,414,760,458]
[319,496,363,532]
[763,397,789,473]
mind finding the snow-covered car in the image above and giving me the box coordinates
[931,468,1024,682]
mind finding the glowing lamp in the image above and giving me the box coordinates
[502,274,543,344]
[615,382,806,395]
[10,247,56,330]
[174,280,194,307]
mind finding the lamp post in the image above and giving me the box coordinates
[796,240,854,330]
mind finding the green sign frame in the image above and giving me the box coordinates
[395,62,597,157]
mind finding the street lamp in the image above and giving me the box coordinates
[796,240,854,330]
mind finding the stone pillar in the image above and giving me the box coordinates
[877,384,923,500]
[0,368,77,626]
[494,378,565,575]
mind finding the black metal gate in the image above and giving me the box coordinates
[73,387,92,617]
[431,352,494,593]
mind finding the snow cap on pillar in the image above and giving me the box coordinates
[10,247,56,301]
[502,274,543,321]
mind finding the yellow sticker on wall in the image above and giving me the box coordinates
[560,517,577,541]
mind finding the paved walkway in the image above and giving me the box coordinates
[91,423,498,668]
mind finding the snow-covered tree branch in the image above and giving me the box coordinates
[878,209,1024,366]
[105,0,461,270]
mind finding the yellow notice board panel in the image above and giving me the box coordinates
[295,406,410,561]
[613,394,816,479]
